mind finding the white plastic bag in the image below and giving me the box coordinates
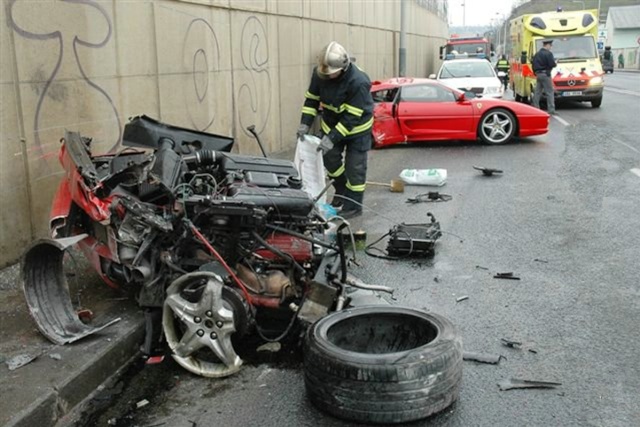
[293,135,327,204]
[399,169,447,186]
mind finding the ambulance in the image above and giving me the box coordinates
[509,9,604,108]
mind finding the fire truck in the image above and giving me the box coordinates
[439,35,492,60]
[509,8,604,108]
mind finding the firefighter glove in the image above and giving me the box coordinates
[317,135,334,154]
[296,124,310,140]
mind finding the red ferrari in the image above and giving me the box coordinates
[371,78,549,147]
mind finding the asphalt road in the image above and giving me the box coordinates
[83,72,640,427]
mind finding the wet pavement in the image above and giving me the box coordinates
[2,74,639,426]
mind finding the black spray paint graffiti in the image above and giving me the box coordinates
[6,0,121,161]
[182,18,221,132]
[238,16,272,137]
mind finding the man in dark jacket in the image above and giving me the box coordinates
[531,39,557,114]
[297,42,374,219]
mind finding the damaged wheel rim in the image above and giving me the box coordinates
[163,272,242,377]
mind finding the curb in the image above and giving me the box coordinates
[5,313,144,427]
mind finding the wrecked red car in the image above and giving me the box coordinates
[21,116,462,424]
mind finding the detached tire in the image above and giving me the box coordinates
[304,306,462,425]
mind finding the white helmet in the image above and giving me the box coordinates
[317,42,350,77]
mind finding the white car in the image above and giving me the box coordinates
[430,58,505,99]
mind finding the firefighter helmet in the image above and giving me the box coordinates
[317,42,350,77]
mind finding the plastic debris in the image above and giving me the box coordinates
[463,351,504,364]
[406,191,452,204]
[6,353,38,370]
[456,295,469,303]
[528,349,538,354]
[475,265,489,270]
[533,258,549,263]
[500,338,522,348]
[49,353,62,361]
[399,169,447,186]
[498,378,561,391]
[136,399,150,409]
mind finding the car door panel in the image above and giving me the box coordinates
[398,101,475,140]
[372,102,405,147]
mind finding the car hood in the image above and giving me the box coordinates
[439,77,501,89]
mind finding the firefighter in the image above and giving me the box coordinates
[296,42,374,219]
[495,54,510,89]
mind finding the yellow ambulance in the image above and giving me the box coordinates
[509,9,604,108]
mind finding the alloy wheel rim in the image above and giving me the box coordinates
[481,112,512,143]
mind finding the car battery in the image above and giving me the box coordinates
[386,217,442,257]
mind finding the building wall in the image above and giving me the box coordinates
[0,0,448,267]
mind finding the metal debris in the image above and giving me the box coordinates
[6,353,38,371]
[136,399,150,409]
[463,351,504,364]
[533,258,549,263]
[475,265,489,270]
[49,353,62,361]
[494,272,521,280]
[473,165,503,176]
[456,295,469,303]
[498,378,561,391]
[528,349,538,354]
[500,338,522,348]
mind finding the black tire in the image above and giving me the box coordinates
[303,306,463,425]
[591,97,602,108]
[477,108,517,145]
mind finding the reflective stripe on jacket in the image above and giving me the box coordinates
[300,64,374,143]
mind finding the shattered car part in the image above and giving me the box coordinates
[501,338,523,348]
[463,351,504,364]
[24,116,394,378]
[386,213,442,257]
[473,165,503,176]
[22,235,121,345]
[494,272,521,280]
[405,191,452,204]
[498,378,562,391]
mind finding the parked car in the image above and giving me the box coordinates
[429,58,505,99]
[371,78,549,147]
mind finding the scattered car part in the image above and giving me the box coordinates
[456,295,469,303]
[463,351,503,364]
[528,349,538,354]
[386,215,442,257]
[473,165,503,176]
[501,338,523,348]
[406,191,452,203]
[22,235,121,345]
[304,306,463,425]
[498,378,561,391]
[494,272,521,280]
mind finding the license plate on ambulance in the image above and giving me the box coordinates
[561,91,582,97]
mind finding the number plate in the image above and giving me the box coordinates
[562,91,582,97]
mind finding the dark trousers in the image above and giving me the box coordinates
[323,133,370,211]
[532,72,555,113]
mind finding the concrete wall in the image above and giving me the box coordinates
[0,0,448,267]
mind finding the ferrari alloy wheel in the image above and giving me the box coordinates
[163,271,245,377]
[478,108,516,145]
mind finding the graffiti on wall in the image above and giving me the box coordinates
[182,18,221,132]
[237,16,272,137]
[6,0,122,170]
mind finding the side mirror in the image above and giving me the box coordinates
[520,51,527,64]
[428,73,436,79]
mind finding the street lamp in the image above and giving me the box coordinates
[461,1,466,27]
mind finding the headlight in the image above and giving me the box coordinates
[589,77,603,86]
[484,86,503,94]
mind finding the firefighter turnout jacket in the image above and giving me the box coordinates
[496,58,509,72]
[300,64,374,144]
